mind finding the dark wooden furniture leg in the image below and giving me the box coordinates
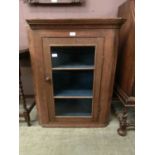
[19,66,35,126]
[24,112,31,126]
[117,107,128,136]
[113,87,135,136]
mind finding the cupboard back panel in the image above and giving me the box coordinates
[53,70,93,96]
[55,99,92,117]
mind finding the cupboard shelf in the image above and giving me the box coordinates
[54,89,93,98]
[52,70,93,99]
[52,65,94,70]
[54,96,92,99]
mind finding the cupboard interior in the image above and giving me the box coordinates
[52,70,93,97]
[55,99,92,116]
[51,46,95,69]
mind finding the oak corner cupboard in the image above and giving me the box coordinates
[27,19,125,127]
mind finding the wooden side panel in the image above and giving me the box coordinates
[28,29,50,124]
[116,0,135,96]
[99,29,119,124]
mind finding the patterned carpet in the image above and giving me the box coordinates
[19,107,135,155]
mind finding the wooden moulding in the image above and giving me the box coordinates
[42,122,109,128]
[26,18,126,30]
[114,85,135,107]
[26,0,83,5]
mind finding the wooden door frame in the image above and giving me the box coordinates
[42,37,105,124]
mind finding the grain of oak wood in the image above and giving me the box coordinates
[27,19,125,127]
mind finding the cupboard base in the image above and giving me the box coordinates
[41,122,109,128]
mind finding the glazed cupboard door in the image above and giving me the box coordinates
[42,37,104,125]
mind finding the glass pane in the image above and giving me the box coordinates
[50,45,95,117]
[52,70,93,97]
[51,46,95,68]
[55,99,92,116]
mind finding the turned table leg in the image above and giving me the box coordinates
[117,107,128,136]
[24,112,31,126]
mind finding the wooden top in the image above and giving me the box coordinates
[27,0,82,5]
[26,18,126,29]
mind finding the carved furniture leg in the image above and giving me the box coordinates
[117,107,128,136]
[24,112,31,126]
[19,66,32,126]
